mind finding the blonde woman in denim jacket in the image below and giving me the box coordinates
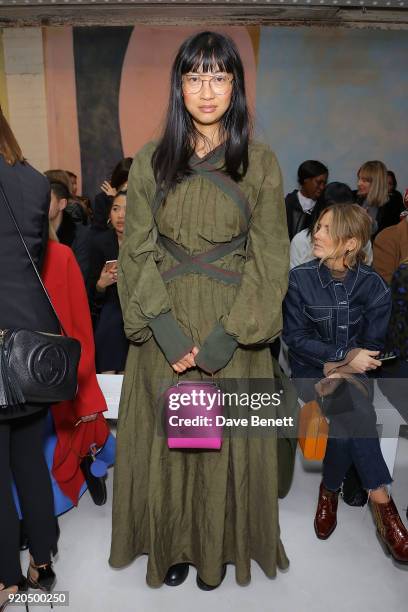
[283,203,408,565]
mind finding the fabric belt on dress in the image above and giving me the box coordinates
[151,149,251,286]
[158,233,247,286]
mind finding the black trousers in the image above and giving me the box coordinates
[0,408,57,586]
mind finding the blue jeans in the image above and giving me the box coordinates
[322,377,392,491]
[291,357,392,492]
[323,437,392,491]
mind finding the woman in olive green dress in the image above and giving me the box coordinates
[109,31,296,589]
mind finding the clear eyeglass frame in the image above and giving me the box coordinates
[181,73,234,95]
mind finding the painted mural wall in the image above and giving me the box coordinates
[1,25,407,200]
[256,27,408,196]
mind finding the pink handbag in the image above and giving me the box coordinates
[164,380,223,449]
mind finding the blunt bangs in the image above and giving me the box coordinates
[178,33,237,76]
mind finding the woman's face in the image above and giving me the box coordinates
[357,172,371,197]
[182,68,233,130]
[109,194,126,234]
[313,210,356,263]
[301,174,328,200]
[387,174,394,194]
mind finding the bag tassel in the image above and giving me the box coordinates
[0,341,26,409]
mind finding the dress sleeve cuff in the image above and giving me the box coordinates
[149,311,194,364]
[195,322,239,374]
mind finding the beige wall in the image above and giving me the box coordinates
[0,30,9,118]
[2,28,49,171]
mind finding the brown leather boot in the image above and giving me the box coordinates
[314,482,339,540]
[371,497,408,564]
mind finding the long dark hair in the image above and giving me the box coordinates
[111,157,133,190]
[152,31,251,194]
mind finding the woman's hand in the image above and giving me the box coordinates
[171,346,199,373]
[74,414,98,426]
[348,349,382,373]
[101,181,117,197]
[79,414,98,423]
[96,264,118,290]
[315,373,344,397]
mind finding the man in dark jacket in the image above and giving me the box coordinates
[48,180,91,283]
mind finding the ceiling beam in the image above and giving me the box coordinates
[0,5,407,28]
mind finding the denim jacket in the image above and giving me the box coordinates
[283,259,391,375]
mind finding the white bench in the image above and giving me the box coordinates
[97,374,406,476]
[97,374,123,419]
[373,380,405,475]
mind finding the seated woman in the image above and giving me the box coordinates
[375,258,408,516]
[285,160,328,241]
[283,203,408,563]
[89,190,128,373]
[353,161,389,237]
[374,210,408,518]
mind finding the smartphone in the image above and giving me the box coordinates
[105,259,118,272]
[378,352,397,362]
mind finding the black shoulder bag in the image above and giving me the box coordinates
[0,182,81,410]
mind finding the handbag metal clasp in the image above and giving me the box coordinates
[175,372,217,387]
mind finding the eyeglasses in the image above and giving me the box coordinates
[182,73,234,95]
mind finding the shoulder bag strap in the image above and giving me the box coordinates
[0,181,67,336]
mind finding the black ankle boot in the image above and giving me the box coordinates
[196,565,226,591]
[164,563,189,587]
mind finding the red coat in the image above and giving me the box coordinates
[42,240,109,504]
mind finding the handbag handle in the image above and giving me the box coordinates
[0,180,68,336]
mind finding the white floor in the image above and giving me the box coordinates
[18,437,408,612]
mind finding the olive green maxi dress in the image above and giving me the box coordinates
[109,140,297,586]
